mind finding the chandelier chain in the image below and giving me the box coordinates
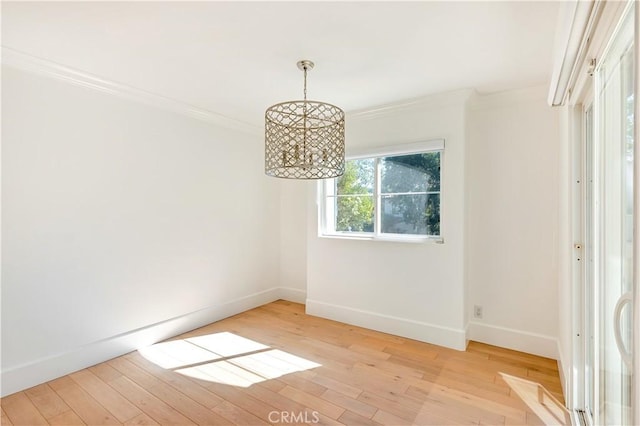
[303,67,308,101]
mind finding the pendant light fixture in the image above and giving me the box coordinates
[265,60,345,179]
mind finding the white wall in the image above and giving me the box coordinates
[279,180,309,302]
[306,91,471,350]
[1,65,282,395]
[303,87,562,357]
[466,86,561,358]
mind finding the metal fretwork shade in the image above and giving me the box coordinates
[265,60,345,179]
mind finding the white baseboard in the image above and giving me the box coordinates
[466,321,558,359]
[1,287,304,397]
[306,299,467,351]
[276,287,307,304]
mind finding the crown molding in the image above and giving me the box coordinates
[466,84,548,111]
[1,46,261,136]
[347,88,474,122]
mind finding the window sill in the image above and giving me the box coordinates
[319,233,444,244]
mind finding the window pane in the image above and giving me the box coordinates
[335,195,374,232]
[336,159,375,195]
[381,194,440,235]
[381,152,440,193]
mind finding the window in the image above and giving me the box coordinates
[321,140,443,241]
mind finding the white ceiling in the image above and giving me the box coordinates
[2,1,560,127]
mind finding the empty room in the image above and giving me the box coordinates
[1,1,638,425]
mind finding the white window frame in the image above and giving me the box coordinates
[319,139,445,243]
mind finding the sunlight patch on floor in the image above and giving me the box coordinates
[138,331,321,387]
[187,332,269,357]
[499,372,571,425]
[138,339,222,369]
[178,360,267,387]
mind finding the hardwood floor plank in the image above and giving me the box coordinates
[358,334,406,349]
[279,385,345,419]
[526,368,563,388]
[1,392,48,426]
[126,350,224,409]
[436,358,499,382]
[407,380,530,414]
[210,400,269,425]
[525,410,547,425]
[357,390,422,422]
[353,359,424,381]
[108,357,159,390]
[415,379,523,422]
[338,409,382,426]
[108,355,230,425]
[421,362,512,396]
[54,382,120,425]
[89,363,123,383]
[414,411,468,425]
[204,382,280,423]
[439,351,530,378]
[122,413,160,425]
[47,409,86,425]
[418,384,510,425]
[321,389,377,419]
[312,413,347,426]
[48,376,76,391]
[108,376,195,425]
[524,363,562,377]
[70,369,141,422]
[304,337,396,368]
[24,383,70,419]
[110,357,230,424]
[371,409,414,425]
[315,361,411,396]
[259,378,288,393]
[310,374,361,399]
[387,353,436,372]
[383,342,440,362]
[277,372,327,397]
[414,401,480,426]
[1,407,15,426]
[248,381,345,425]
[468,342,558,370]
[247,383,308,411]
[0,301,565,425]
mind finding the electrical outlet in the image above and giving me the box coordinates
[474,305,483,319]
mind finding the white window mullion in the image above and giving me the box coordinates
[374,157,381,237]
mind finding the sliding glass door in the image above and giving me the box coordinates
[590,4,635,424]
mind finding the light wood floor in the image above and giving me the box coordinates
[1,301,568,425]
